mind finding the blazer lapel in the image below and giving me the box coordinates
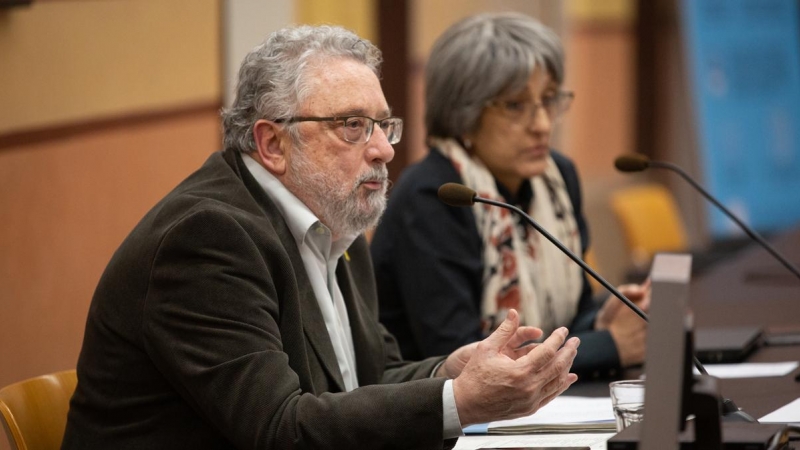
[224,150,347,392]
[337,255,384,386]
[297,276,348,393]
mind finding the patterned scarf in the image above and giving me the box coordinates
[432,138,583,336]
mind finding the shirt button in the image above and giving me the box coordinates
[315,227,326,235]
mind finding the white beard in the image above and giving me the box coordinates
[286,149,388,237]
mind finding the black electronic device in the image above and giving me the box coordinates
[694,326,763,364]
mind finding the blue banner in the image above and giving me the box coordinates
[681,0,800,237]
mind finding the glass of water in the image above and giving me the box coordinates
[609,379,645,432]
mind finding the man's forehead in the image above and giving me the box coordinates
[301,58,389,115]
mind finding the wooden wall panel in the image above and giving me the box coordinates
[0,0,220,134]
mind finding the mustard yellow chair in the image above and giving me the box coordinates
[610,183,689,271]
[0,370,77,450]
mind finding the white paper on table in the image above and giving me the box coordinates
[485,396,615,430]
[692,361,798,378]
[760,397,800,424]
[453,432,614,450]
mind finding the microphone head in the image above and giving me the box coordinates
[615,154,650,172]
[438,183,477,207]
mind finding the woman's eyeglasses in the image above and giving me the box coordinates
[487,91,575,122]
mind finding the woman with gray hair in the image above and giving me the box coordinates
[371,12,650,378]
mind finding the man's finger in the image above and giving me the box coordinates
[509,341,540,359]
[536,373,579,411]
[518,327,568,368]
[507,326,543,349]
[482,308,521,351]
[538,337,580,380]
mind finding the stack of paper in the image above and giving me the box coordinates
[463,396,617,435]
[760,397,800,425]
[693,361,799,378]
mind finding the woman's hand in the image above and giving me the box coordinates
[595,279,651,367]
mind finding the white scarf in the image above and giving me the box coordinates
[432,138,583,336]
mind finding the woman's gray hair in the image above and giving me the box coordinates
[222,25,383,153]
[425,12,564,139]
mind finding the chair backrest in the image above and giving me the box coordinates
[0,370,77,450]
[610,183,689,268]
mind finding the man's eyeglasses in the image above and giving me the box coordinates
[487,91,575,123]
[274,115,403,145]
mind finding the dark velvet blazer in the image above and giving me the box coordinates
[371,149,621,379]
[62,150,450,450]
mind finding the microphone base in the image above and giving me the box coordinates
[722,409,759,423]
[722,398,759,423]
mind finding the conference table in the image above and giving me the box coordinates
[456,226,800,449]
[687,227,800,419]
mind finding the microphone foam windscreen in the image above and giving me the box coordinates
[614,154,650,172]
[437,183,476,207]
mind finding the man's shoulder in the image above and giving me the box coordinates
[127,151,279,249]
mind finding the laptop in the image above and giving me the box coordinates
[693,325,764,364]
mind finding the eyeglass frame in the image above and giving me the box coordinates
[272,115,404,145]
[486,90,575,123]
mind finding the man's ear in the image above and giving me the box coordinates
[252,119,287,175]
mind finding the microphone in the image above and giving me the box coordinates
[437,182,756,422]
[614,154,800,282]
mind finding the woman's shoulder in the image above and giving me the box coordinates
[393,148,462,194]
[550,149,577,174]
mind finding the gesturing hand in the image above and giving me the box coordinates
[451,309,579,426]
[437,321,544,379]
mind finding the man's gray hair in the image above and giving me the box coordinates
[222,25,383,153]
[425,12,565,139]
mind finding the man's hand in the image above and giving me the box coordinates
[437,322,544,379]
[595,280,650,367]
[450,309,579,426]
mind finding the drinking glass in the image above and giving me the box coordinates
[609,379,645,432]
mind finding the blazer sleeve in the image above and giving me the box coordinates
[143,209,451,450]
